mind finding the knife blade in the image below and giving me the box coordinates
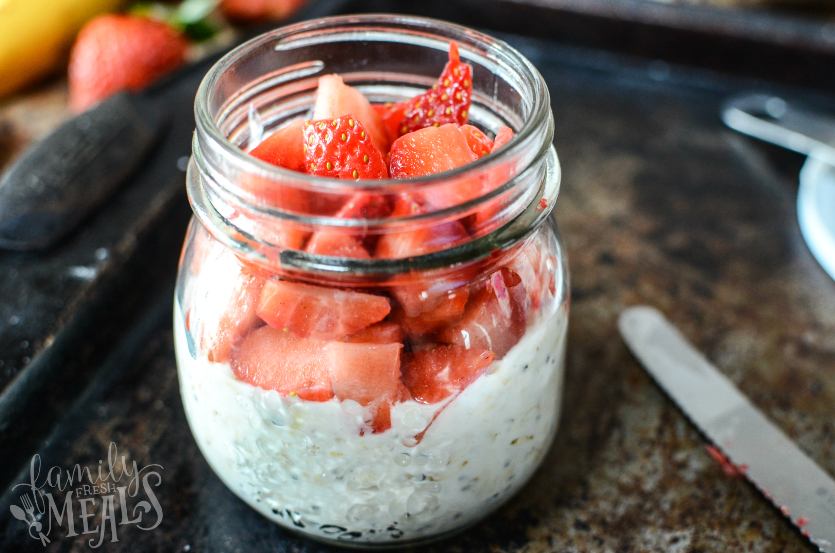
[618,305,835,552]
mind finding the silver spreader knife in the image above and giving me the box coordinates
[619,306,835,552]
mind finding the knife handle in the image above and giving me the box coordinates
[0,92,168,250]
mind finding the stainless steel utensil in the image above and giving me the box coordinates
[619,305,835,552]
[722,93,835,281]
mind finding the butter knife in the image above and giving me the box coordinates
[619,305,835,552]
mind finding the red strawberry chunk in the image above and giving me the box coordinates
[394,286,469,338]
[257,280,391,339]
[460,124,494,158]
[389,124,483,210]
[325,342,402,406]
[402,344,494,404]
[337,192,393,219]
[398,42,473,135]
[304,193,391,258]
[438,267,527,359]
[492,126,514,151]
[305,232,370,258]
[194,244,265,364]
[344,322,404,344]
[249,119,307,172]
[470,126,516,233]
[313,75,390,154]
[230,325,333,401]
[374,102,407,148]
[304,116,388,180]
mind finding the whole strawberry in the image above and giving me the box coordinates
[220,0,309,22]
[68,14,188,112]
[303,116,388,180]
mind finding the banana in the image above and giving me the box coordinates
[0,0,123,98]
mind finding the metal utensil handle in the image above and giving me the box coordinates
[721,93,835,165]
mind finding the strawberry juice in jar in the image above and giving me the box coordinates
[174,14,568,547]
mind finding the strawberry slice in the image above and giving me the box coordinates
[492,126,514,151]
[343,321,404,344]
[304,232,371,258]
[394,286,469,338]
[460,124,494,158]
[257,279,391,339]
[374,102,407,148]
[389,124,482,210]
[230,325,333,401]
[250,119,307,172]
[438,267,527,359]
[304,193,392,258]
[313,75,390,155]
[304,116,388,180]
[325,342,402,403]
[401,344,494,404]
[194,244,265,364]
[470,126,516,233]
[398,42,472,135]
[336,192,393,219]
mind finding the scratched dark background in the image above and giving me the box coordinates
[1,0,835,551]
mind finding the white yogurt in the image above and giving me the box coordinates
[175,300,567,545]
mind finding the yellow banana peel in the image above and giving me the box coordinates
[0,0,123,98]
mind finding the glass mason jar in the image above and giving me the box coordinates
[174,14,568,547]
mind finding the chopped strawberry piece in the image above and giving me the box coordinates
[438,267,527,359]
[508,240,546,312]
[389,124,483,210]
[398,42,473,135]
[470,126,516,233]
[312,75,390,154]
[374,102,407,147]
[492,126,514,151]
[194,245,265,363]
[325,341,403,433]
[230,325,333,401]
[257,280,391,339]
[304,232,370,258]
[304,192,391,258]
[325,342,402,406]
[336,192,393,219]
[460,124,494,158]
[390,124,476,179]
[250,119,307,172]
[394,286,469,338]
[344,321,404,344]
[402,344,494,404]
[303,116,388,180]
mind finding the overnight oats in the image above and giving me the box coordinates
[174,15,568,547]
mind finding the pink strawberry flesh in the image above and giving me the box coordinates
[437,267,527,359]
[230,325,333,401]
[401,344,494,404]
[257,279,391,340]
[249,119,307,172]
[460,124,494,158]
[325,342,402,406]
[389,124,481,210]
[312,75,390,155]
[398,41,473,135]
